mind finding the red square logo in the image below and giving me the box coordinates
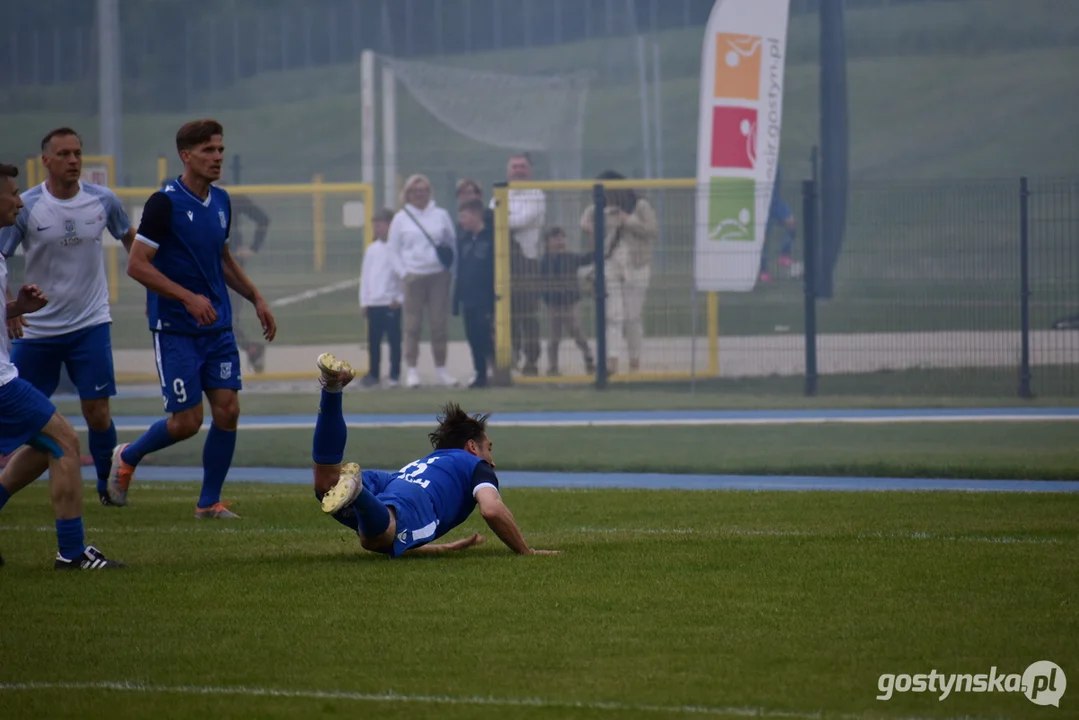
[710,106,757,170]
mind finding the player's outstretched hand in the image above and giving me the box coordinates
[15,284,48,315]
[183,294,217,326]
[445,532,486,551]
[255,299,277,342]
[7,315,27,340]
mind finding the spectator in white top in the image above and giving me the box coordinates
[359,208,404,388]
[490,152,546,375]
[387,174,458,388]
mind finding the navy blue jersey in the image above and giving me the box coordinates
[392,449,499,541]
[136,178,232,335]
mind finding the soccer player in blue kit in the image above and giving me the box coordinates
[107,119,277,517]
[0,128,136,506]
[0,162,123,569]
[311,353,559,557]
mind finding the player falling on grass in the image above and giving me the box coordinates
[0,128,136,507]
[0,162,124,569]
[107,119,277,518]
[312,353,559,557]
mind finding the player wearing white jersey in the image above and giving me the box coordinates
[0,161,123,570]
[0,128,136,506]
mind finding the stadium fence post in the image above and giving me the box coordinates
[156,155,167,184]
[802,178,819,397]
[492,183,514,386]
[707,291,719,377]
[593,182,608,390]
[1019,176,1032,399]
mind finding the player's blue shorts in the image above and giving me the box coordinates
[11,322,116,400]
[0,377,58,456]
[153,330,242,413]
[364,472,439,559]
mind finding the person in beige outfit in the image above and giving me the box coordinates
[387,174,458,388]
[580,171,657,374]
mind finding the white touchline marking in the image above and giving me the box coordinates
[81,414,1079,432]
[0,680,1008,720]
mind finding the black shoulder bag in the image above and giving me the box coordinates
[402,207,455,270]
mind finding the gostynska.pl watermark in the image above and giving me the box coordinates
[877,661,1065,707]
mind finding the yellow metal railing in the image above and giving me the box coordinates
[112,180,374,274]
[492,184,513,383]
[493,178,719,384]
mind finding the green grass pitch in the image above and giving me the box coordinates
[1,484,1076,719]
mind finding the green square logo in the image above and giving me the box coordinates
[708,178,755,242]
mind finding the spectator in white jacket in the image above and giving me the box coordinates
[387,174,458,388]
[359,208,404,388]
[490,152,547,375]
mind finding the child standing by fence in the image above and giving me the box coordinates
[359,209,403,388]
[540,227,595,377]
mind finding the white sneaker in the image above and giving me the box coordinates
[406,368,421,389]
[317,353,355,392]
[437,368,459,387]
[321,462,362,515]
[386,378,400,389]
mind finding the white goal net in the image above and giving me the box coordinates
[379,55,590,181]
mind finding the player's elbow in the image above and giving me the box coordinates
[479,501,506,524]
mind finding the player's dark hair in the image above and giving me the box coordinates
[428,402,489,450]
[41,127,81,152]
[455,178,482,197]
[544,226,565,241]
[457,198,485,216]
[176,119,224,153]
[0,163,18,178]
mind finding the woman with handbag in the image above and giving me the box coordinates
[579,170,658,375]
[387,174,458,388]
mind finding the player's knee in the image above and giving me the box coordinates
[47,416,81,457]
[358,534,392,554]
[81,399,111,431]
[210,397,240,430]
[169,408,204,440]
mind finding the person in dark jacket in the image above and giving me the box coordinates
[540,227,594,376]
[453,199,495,388]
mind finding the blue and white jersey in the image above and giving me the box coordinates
[0,182,131,339]
[137,178,232,335]
[0,254,16,385]
[394,448,500,540]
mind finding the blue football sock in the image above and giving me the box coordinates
[198,425,236,508]
[121,419,177,466]
[354,487,390,538]
[0,484,10,512]
[56,517,86,560]
[311,389,347,465]
[89,422,118,493]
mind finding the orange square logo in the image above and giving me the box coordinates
[714,33,762,101]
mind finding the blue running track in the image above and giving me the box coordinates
[74,407,1079,492]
